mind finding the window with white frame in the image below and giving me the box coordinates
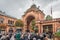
[8,20,14,26]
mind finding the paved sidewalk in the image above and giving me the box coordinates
[48,38,53,40]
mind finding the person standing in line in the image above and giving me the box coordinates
[39,33,47,40]
[20,33,25,40]
[0,33,2,39]
[30,32,34,40]
[32,30,39,40]
[9,32,13,39]
[6,34,10,40]
[1,33,6,40]
[44,34,49,40]
[14,31,21,40]
[28,31,31,40]
[23,30,30,40]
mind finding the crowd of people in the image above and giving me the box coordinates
[0,29,53,40]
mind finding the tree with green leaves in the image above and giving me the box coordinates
[31,20,35,30]
[46,15,52,20]
[15,19,24,27]
[31,20,38,32]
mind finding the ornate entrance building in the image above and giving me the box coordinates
[22,4,60,33]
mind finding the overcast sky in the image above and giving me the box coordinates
[0,0,60,19]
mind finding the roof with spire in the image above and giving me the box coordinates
[23,4,45,16]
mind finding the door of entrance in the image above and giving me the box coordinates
[43,25,53,38]
[43,25,53,33]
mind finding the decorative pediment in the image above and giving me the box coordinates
[22,4,45,17]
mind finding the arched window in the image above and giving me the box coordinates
[8,20,14,26]
[0,18,4,23]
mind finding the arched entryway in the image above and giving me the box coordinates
[22,4,45,33]
[26,15,35,31]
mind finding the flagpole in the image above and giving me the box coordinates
[51,6,53,18]
[32,0,34,4]
[50,0,53,19]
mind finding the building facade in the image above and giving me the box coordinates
[0,11,17,32]
[22,4,60,33]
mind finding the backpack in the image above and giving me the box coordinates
[15,33,21,40]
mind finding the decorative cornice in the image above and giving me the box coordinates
[23,4,45,17]
[38,18,60,23]
[0,11,17,19]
